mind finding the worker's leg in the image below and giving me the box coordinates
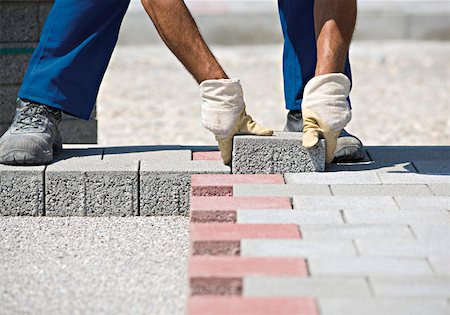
[18,0,131,120]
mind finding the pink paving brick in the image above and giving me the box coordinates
[190,196,292,223]
[188,297,319,315]
[189,256,307,295]
[190,223,301,255]
[192,151,222,161]
[191,174,285,197]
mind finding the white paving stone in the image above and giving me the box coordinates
[395,196,450,210]
[344,210,449,225]
[293,196,398,210]
[233,184,332,196]
[237,210,344,225]
[355,240,448,258]
[299,224,414,240]
[369,278,450,298]
[285,172,382,185]
[428,184,450,196]
[378,173,450,184]
[330,184,433,196]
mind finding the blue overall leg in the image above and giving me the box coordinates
[18,0,131,120]
[278,0,352,110]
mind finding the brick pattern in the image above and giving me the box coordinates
[187,169,450,315]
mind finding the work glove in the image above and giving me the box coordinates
[302,73,352,164]
[200,79,273,165]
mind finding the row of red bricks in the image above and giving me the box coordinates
[187,172,319,315]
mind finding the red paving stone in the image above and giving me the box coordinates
[192,151,222,161]
[188,297,319,315]
[190,196,292,222]
[191,174,285,196]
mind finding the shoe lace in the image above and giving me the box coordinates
[15,104,49,131]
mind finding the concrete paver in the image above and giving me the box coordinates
[355,240,448,258]
[299,224,415,240]
[428,184,450,196]
[293,196,399,211]
[234,184,332,196]
[343,210,449,224]
[394,196,450,210]
[369,278,450,298]
[285,172,382,185]
[237,210,344,225]
[329,184,433,196]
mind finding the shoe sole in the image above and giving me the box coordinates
[0,150,53,166]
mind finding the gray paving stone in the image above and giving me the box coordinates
[232,132,325,174]
[233,184,331,196]
[299,224,414,240]
[0,53,32,85]
[319,298,449,315]
[0,84,20,124]
[428,184,450,196]
[344,210,449,225]
[0,2,40,43]
[293,196,398,210]
[414,160,450,175]
[308,257,434,277]
[330,184,433,196]
[241,240,356,257]
[395,196,450,210]
[244,277,371,297]
[237,210,344,225]
[59,119,97,144]
[46,154,138,216]
[0,165,44,216]
[285,172,382,185]
[367,146,450,164]
[140,160,230,216]
[369,278,450,298]
[355,240,448,258]
[103,147,192,162]
[378,173,450,184]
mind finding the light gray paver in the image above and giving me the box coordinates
[0,165,45,216]
[428,184,450,196]
[330,184,433,196]
[299,224,414,240]
[46,159,139,216]
[344,210,449,224]
[285,171,382,185]
[318,298,449,315]
[428,257,450,277]
[243,277,371,297]
[241,240,356,257]
[140,160,230,216]
[232,132,325,174]
[233,184,331,196]
[369,278,450,298]
[355,240,448,258]
[410,224,450,241]
[308,257,434,277]
[237,210,344,225]
[378,173,450,184]
[395,196,450,210]
[293,196,398,210]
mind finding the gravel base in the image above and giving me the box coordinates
[97,41,450,146]
[0,217,189,315]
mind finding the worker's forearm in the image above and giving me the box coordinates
[314,0,357,76]
[141,0,228,83]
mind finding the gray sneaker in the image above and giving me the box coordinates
[284,110,365,162]
[0,99,62,165]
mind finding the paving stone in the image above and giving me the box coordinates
[190,223,300,256]
[355,240,448,258]
[0,2,40,43]
[299,224,414,240]
[244,277,371,297]
[378,173,450,184]
[428,184,450,196]
[0,53,32,85]
[285,172,382,185]
[410,224,450,241]
[189,257,307,296]
[103,147,192,162]
[0,165,44,216]
[326,161,417,173]
[232,132,325,174]
[241,240,356,257]
[367,146,450,164]
[190,196,291,223]
[188,296,319,315]
[237,210,344,225]
[0,84,20,123]
[140,160,230,216]
[344,210,449,225]
[191,174,284,197]
[330,184,433,196]
[413,160,450,175]
[428,257,450,277]
[234,184,331,197]
[45,157,138,216]
[369,278,450,298]
[192,151,221,161]
[293,196,398,211]
[308,257,434,277]
[318,298,449,315]
[395,196,450,210]
[59,118,97,144]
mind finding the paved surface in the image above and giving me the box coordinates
[0,217,189,315]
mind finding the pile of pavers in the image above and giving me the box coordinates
[0,0,97,143]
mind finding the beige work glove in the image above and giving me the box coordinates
[200,79,273,165]
[302,73,352,164]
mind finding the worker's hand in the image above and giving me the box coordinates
[200,79,273,165]
[301,73,352,164]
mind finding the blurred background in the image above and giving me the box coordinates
[96,0,450,146]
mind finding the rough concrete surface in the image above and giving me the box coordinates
[0,217,189,315]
